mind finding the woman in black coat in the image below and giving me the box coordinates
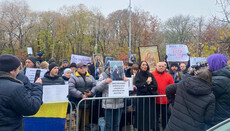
[134,61,158,131]
[165,69,215,131]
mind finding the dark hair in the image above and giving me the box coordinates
[139,61,150,71]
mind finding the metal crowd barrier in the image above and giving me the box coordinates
[70,95,169,131]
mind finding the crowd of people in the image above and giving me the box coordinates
[0,52,229,131]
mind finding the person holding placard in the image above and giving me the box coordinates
[134,61,158,131]
[95,67,128,131]
[20,56,37,75]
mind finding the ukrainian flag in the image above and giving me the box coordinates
[24,102,68,131]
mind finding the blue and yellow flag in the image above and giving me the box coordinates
[24,102,68,131]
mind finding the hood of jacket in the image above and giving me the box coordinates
[183,76,212,96]
[212,66,230,78]
[44,71,59,80]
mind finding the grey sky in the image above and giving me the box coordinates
[17,0,223,21]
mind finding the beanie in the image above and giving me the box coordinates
[69,63,77,68]
[62,59,69,64]
[207,53,228,72]
[49,63,58,71]
[27,56,37,66]
[170,62,179,68]
[0,54,21,72]
[48,58,56,64]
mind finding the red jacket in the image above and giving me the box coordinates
[152,68,174,104]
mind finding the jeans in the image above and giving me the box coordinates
[104,108,123,131]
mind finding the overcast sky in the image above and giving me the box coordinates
[6,0,223,21]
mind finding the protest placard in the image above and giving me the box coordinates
[108,81,129,97]
[25,68,47,83]
[42,85,69,103]
[190,57,206,66]
[27,47,33,55]
[71,54,91,65]
[166,44,189,62]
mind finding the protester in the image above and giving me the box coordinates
[180,62,191,80]
[95,66,128,131]
[169,62,181,83]
[152,62,174,129]
[37,52,44,63]
[0,54,43,131]
[125,63,133,77]
[62,68,71,85]
[48,58,56,64]
[21,56,37,74]
[41,63,65,85]
[59,59,69,76]
[40,61,49,70]
[134,61,158,131]
[165,69,215,131]
[69,63,77,75]
[206,53,230,126]
[68,63,97,130]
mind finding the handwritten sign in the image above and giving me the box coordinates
[108,81,129,97]
[166,44,189,62]
[190,57,206,66]
[25,68,47,83]
[43,85,69,103]
[71,54,91,65]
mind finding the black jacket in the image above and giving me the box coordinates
[211,66,230,125]
[41,71,65,85]
[0,71,43,131]
[165,77,215,131]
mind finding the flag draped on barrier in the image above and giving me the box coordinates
[24,102,68,131]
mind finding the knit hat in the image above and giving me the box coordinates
[62,59,69,64]
[49,63,58,71]
[63,68,71,75]
[27,56,37,66]
[170,62,179,68]
[48,58,56,64]
[69,63,77,68]
[207,53,228,72]
[0,54,21,72]
[37,52,43,57]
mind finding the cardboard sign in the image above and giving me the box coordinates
[166,44,189,62]
[71,54,91,65]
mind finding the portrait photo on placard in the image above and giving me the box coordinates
[109,61,124,81]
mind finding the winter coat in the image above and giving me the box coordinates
[16,72,32,89]
[165,77,215,131]
[0,71,43,131]
[134,70,158,130]
[211,66,230,125]
[68,71,96,108]
[152,69,174,104]
[95,71,124,109]
[41,71,65,85]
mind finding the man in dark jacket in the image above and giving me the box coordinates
[42,63,65,85]
[20,56,37,75]
[207,53,230,126]
[165,69,215,131]
[59,59,69,76]
[0,54,43,131]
